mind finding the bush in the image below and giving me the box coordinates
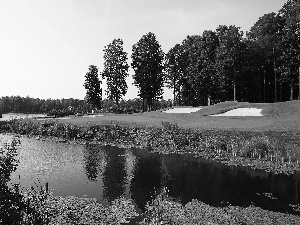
[240,136,273,159]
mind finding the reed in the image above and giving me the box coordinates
[6,119,300,174]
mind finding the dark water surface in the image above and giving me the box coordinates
[2,134,300,216]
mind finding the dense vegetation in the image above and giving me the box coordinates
[165,0,300,106]
[0,96,172,115]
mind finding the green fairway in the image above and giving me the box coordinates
[54,100,300,131]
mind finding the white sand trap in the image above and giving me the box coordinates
[164,107,202,113]
[82,115,103,118]
[211,108,263,117]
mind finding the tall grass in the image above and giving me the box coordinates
[7,119,300,174]
[139,187,300,225]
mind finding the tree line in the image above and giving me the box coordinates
[84,0,300,109]
[0,96,172,115]
[0,96,91,115]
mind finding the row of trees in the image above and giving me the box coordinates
[84,0,300,109]
[0,96,172,115]
[84,34,164,111]
[165,0,300,106]
[0,96,92,115]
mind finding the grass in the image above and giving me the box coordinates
[42,100,300,131]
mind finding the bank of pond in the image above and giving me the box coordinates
[3,119,300,175]
[1,119,300,224]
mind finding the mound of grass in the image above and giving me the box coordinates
[197,100,300,118]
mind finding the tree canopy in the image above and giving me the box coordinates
[278,0,300,99]
[131,32,165,111]
[102,39,129,107]
[83,65,102,109]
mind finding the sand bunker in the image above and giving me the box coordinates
[164,107,202,113]
[82,115,103,118]
[211,108,263,117]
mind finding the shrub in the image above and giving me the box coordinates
[240,136,275,160]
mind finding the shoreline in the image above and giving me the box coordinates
[2,119,300,175]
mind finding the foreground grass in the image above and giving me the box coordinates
[21,191,300,224]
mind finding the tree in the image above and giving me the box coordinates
[102,39,129,108]
[215,25,244,102]
[165,44,187,106]
[180,35,202,106]
[241,39,266,103]
[247,13,283,102]
[131,32,165,111]
[278,0,300,99]
[83,65,102,109]
[196,30,220,105]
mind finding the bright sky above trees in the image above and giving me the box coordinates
[0,0,287,100]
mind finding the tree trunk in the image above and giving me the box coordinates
[148,99,152,112]
[142,98,145,113]
[280,82,282,102]
[207,95,211,106]
[273,46,277,102]
[173,78,176,106]
[263,65,266,103]
[298,66,300,100]
[233,81,236,102]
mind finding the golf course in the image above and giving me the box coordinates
[54,100,300,132]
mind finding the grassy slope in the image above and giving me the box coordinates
[57,100,300,131]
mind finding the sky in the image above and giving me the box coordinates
[0,0,288,100]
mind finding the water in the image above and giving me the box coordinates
[2,134,300,216]
[0,113,47,121]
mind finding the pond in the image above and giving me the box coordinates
[2,134,300,217]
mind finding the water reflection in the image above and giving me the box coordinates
[83,144,107,182]
[102,146,127,202]
[130,148,163,210]
[5,135,300,216]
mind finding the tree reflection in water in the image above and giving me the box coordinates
[102,146,127,202]
[83,144,107,182]
[130,148,163,210]
[81,144,300,216]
